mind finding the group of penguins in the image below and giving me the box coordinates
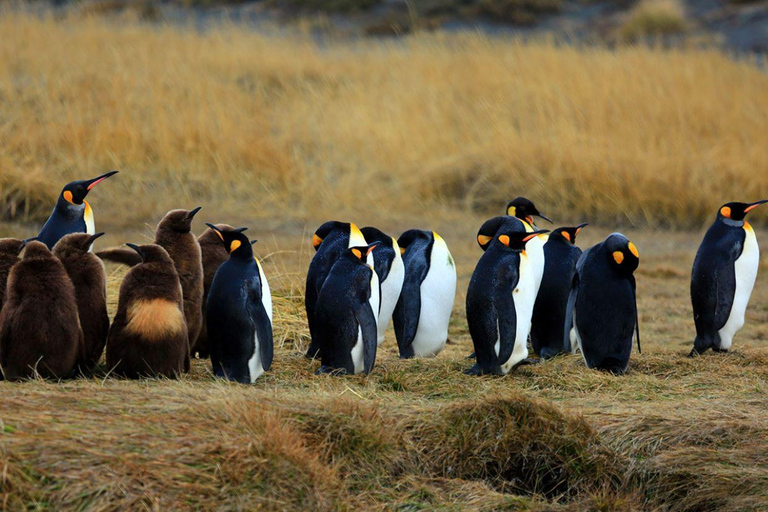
[0,171,765,382]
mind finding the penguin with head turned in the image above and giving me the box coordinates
[690,200,768,356]
[194,223,236,358]
[53,232,110,369]
[530,224,588,360]
[466,228,549,375]
[360,227,405,346]
[315,244,380,375]
[37,171,119,249]
[106,243,190,378]
[205,224,273,383]
[393,229,456,359]
[0,238,27,311]
[564,233,641,375]
[0,241,85,380]
[305,221,367,359]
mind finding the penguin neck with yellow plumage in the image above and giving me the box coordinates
[54,171,119,225]
[716,201,768,229]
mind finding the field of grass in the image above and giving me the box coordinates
[2,10,768,511]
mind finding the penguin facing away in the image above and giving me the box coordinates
[195,223,235,359]
[360,226,405,346]
[53,233,110,369]
[690,200,767,356]
[205,224,273,383]
[466,229,549,376]
[0,241,85,380]
[0,238,27,311]
[37,171,119,249]
[530,224,588,360]
[565,233,641,375]
[106,243,190,379]
[305,221,367,359]
[393,229,456,359]
[315,244,380,375]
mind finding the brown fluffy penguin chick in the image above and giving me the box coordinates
[193,223,234,358]
[0,241,85,381]
[53,233,110,369]
[98,208,204,352]
[0,238,26,311]
[106,243,190,378]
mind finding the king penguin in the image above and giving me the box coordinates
[0,238,27,312]
[305,221,367,359]
[690,200,768,356]
[564,233,641,375]
[466,229,549,375]
[393,229,456,359]
[530,224,588,359]
[37,171,119,249]
[360,226,405,346]
[205,224,273,383]
[315,244,380,375]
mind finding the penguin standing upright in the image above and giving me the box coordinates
[393,230,456,359]
[564,233,641,375]
[466,229,549,375]
[98,208,204,353]
[305,221,367,359]
[530,224,588,359]
[360,226,405,345]
[106,243,190,378]
[205,224,273,383]
[0,238,27,311]
[690,200,768,355]
[315,244,380,375]
[0,241,84,380]
[195,223,235,358]
[53,233,110,368]
[37,171,119,249]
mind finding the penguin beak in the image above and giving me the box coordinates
[523,230,549,242]
[186,206,202,220]
[366,243,378,256]
[745,200,768,214]
[21,236,38,247]
[126,243,143,259]
[87,232,106,246]
[536,213,553,224]
[250,240,258,246]
[85,170,119,191]
[205,223,225,241]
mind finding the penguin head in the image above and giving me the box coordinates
[0,238,27,258]
[126,243,174,265]
[397,229,432,256]
[52,232,105,257]
[21,240,54,261]
[160,207,202,233]
[551,223,588,245]
[605,233,639,275]
[312,221,364,251]
[506,197,552,227]
[496,230,549,252]
[346,243,378,268]
[58,171,119,207]
[205,223,252,259]
[717,200,768,222]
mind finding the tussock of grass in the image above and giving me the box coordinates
[621,0,688,42]
[0,167,54,223]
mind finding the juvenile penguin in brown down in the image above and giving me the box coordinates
[106,243,190,378]
[0,241,84,380]
[98,208,204,352]
[53,233,110,368]
[0,238,27,311]
[194,223,234,358]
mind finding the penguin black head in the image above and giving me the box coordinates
[360,227,396,249]
[397,229,432,255]
[604,233,639,275]
[312,221,363,251]
[160,207,203,233]
[345,244,377,265]
[53,232,105,256]
[126,243,174,264]
[496,229,549,252]
[205,223,252,259]
[22,240,54,261]
[551,223,588,245]
[506,197,552,226]
[59,171,119,207]
[718,200,768,222]
[0,238,27,258]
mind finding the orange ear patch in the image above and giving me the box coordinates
[63,190,74,204]
[628,241,639,258]
[400,247,406,255]
[312,234,323,247]
[613,251,625,264]
[229,240,242,253]
[352,248,362,259]
[124,299,186,341]
[498,235,510,246]
[720,206,732,219]
[507,206,516,217]
[478,234,492,246]
[561,232,571,242]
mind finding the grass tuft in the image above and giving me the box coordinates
[621,0,688,42]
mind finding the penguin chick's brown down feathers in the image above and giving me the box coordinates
[0,241,85,380]
[53,233,110,368]
[106,243,190,378]
[0,238,26,310]
[194,223,234,358]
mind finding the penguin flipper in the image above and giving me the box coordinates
[630,275,641,355]
[248,277,274,372]
[563,270,580,354]
[357,302,378,374]
[96,248,142,267]
[495,281,518,366]
[393,262,427,357]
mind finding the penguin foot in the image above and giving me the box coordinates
[466,352,476,359]
[513,358,540,369]
[464,364,504,376]
[315,366,347,376]
[712,347,730,354]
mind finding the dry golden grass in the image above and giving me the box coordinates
[621,0,688,42]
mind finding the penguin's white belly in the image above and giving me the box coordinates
[718,226,759,349]
[501,252,535,372]
[522,223,545,294]
[247,261,272,383]
[351,326,365,374]
[377,255,404,345]
[411,240,456,358]
[84,202,95,252]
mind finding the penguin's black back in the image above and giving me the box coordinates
[38,201,87,249]
[392,230,433,358]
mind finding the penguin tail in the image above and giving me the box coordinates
[595,358,627,375]
[96,248,142,267]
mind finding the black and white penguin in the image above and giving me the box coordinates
[466,229,549,375]
[690,200,767,356]
[530,223,588,359]
[314,244,380,375]
[304,221,367,359]
[205,224,273,383]
[37,171,119,249]
[392,229,456,359]
[564,233,641,375]
[360,227,404,346]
